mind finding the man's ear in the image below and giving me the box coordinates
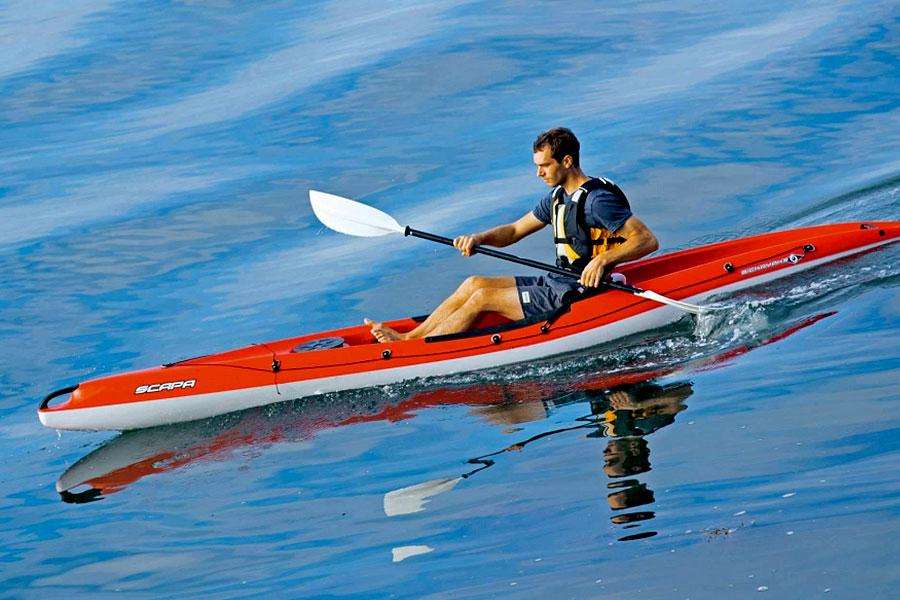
[562,155,574,168]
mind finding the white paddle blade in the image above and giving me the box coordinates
[309,190,405,237]
[635,290,727,315]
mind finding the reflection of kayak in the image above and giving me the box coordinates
[40,222,899,431]
[56,364,670,503]
[55,311,832,501]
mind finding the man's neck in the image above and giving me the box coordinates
[561,169,589,195]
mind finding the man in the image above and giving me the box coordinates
[366,127,658,342]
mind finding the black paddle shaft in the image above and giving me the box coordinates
[404,227,643,294]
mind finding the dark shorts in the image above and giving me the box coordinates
[514,275,587,319]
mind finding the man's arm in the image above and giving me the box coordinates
[454,212,546,256]
[579,215,658,288]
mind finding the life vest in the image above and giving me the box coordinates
[551,177,630,271]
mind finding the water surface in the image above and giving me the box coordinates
[2,1,900,597]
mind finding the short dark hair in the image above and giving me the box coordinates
[533,127,580,168]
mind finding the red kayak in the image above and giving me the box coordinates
[39,221,900,431]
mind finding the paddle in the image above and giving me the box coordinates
[309,190,720,315]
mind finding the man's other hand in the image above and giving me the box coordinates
[579,256,609,287]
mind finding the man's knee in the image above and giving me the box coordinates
[466,287,521,319]
[467,287,502,311]
[458,276,489,296]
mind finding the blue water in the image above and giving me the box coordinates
[3,1,900,597]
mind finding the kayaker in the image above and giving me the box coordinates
[366,127,659,342]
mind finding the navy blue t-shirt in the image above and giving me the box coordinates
[533,183,633,234]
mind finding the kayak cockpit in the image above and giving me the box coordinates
[287,310,523,350]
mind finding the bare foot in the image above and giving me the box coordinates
[364,318,404,343]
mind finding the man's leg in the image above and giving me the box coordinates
[366,276,518,342]
[421,285,524,338]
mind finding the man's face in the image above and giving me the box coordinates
[533,146,568,187]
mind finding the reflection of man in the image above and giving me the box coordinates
[595,382,692,538]
[593,382,691,438]
[603,437,652,478]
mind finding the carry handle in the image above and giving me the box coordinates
[39,385,78,410]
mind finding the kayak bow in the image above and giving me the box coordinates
[39,221,900,431]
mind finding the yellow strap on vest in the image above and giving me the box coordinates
[605,409,617,437]
[553,202,580,261]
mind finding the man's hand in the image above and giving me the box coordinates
[453,234,482,257]
[579,255,609,287]
[607,390,638,411]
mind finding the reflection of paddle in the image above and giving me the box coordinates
[382,410,605,518]
[383,381,693,515]
[309,190,721,315]
[383,477,462,516]
[383,459,496,517]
